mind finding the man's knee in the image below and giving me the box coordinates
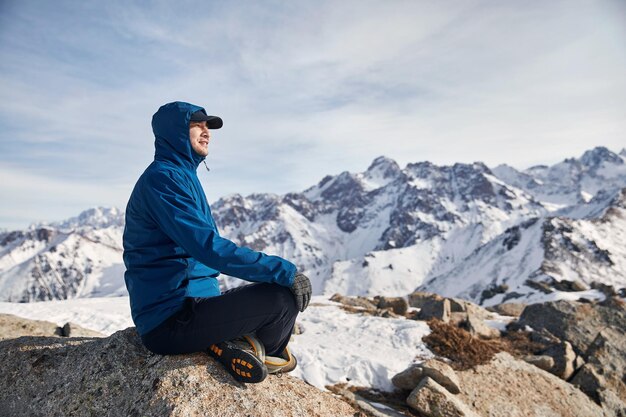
[257,283,299,317]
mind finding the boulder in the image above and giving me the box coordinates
[391,364,424,390]
[0,313,104,341]
[521,355,555,372]
[0,327,356,416]
[454,352,605,417]
[418,297,451,323]
[420,359,461,394]
[516,299,626,356]
[540,341,576,380]
[488,302,527,317]
[516,300,626,414]
[329,293,378,312]
[392,359,460,394]
[578,327,626,409]
[0,313,62,340]
[408,291,436,309]
[529,328,562,346]
[571,364,607,404]
[450,299,493,322]
[466,312,500,339]
[407,377,479,417]
[598,388,626,417]
[374,296,408,316]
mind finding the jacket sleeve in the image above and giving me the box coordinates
[141,169,296,287]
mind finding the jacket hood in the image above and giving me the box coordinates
[152,101,207,170]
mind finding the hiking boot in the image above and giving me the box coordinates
[265,346,298,374]
[207,335,268,383]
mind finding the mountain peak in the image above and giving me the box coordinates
[41,207,124,230]
[366,156,399,171]
[580,146,622,168]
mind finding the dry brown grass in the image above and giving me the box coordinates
[422,319,548,371]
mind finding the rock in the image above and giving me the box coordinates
[329,293,378,311]
[551,279,587,292]
[466,312,500,340]
[529,328,562,346]
[599,296,626,310]
[448,312,467,327]
[455,352,605,417]
[591,281,617,297]
[61,322,105,338]
[598,388,626,417]
[571,364,606,404]
[0,327,357,416]
[574,355,585,371]
[447,298,467,313]
[391,364,424,390]
[330,384,407,417]
[420,359,461,394]
[516,299,626,356]
[522,355,555,372]
[0,314,104,341]
[541,341,576,380]
[418,297,451,323]
[406,377,479,417]
[582,327,626,408]
[375,296,408,315]
[488,302,527,317]
[0,313,62,340]
[408,291,437,309]
[293,322,304,335]
[375,308,401,318]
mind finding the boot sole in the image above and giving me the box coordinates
[208,342,268,383]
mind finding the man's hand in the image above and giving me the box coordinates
[289,272,312,312]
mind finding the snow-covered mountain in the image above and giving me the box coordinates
[1,146,625,305]
[492,146,626,208]
[0,208,126,302]
[214,157,547,293]
[420,187,626,306]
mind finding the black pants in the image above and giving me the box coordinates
[140,282,299,357]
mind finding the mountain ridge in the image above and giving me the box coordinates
[1,146,624,304]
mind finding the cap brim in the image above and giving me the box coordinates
[190,113,223,129]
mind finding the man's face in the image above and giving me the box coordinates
[189,121,210,157]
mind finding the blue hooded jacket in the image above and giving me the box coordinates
[123,101,296,336]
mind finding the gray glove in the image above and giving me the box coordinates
[289,272,312,312]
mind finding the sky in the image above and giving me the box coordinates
[0,0,625,230]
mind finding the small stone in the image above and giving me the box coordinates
[392,364,424,390]
[420,359,461,394]
[522,355,554,372]
[407,377,479,417]
[541,341,576,380]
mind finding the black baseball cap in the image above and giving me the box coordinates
[190,110,223,129]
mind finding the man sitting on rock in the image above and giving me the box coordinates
[122,101,311,383]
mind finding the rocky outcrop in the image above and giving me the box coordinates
[0,327,356,417]
[516,299,626,356]
[393,353,606,417]
[514,299,626,412]
[0,313,103,340]
[456,352,607,417]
